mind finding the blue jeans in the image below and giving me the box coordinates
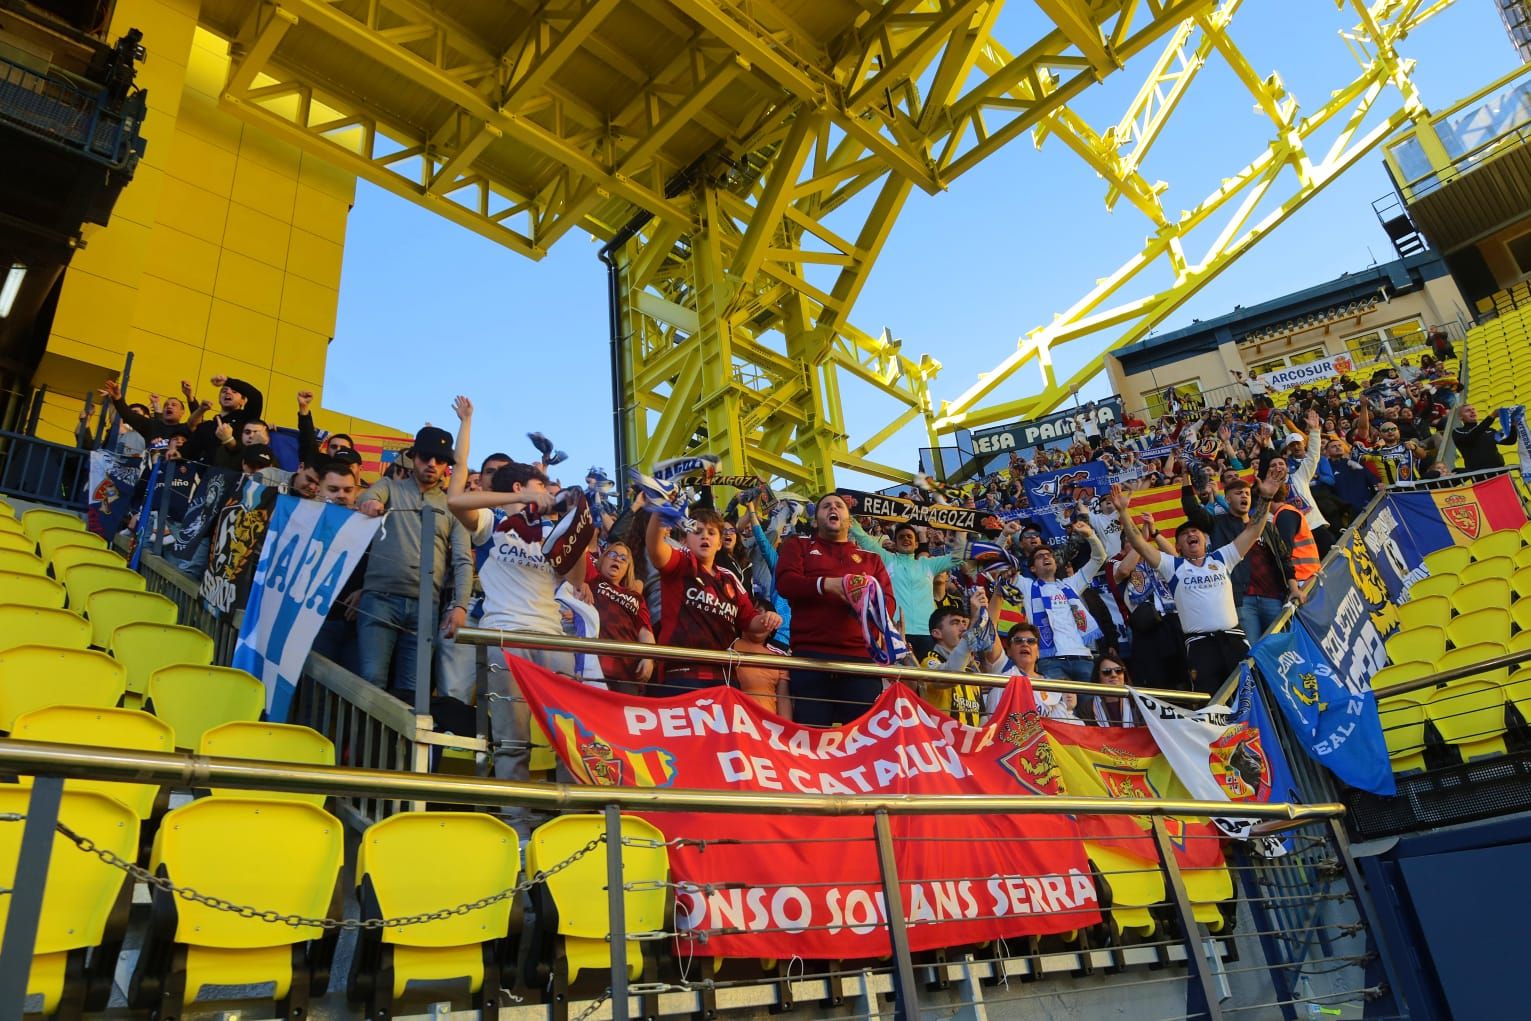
[355,591,422,704]
[1036,656,1094,682]
[1237,596,1285,643]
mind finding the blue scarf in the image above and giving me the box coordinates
[1026,577,1101,657]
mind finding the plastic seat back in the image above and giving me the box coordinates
[0,531,32,553]
[1427,679,1507,762]
[149,664,265,749]
[14,705,174,818]
[0,788,138,1014]
[1440,643,1510,687]
[1507,667,1531,721]
[356,813,519,998]
[1397,595,1450,633]
[1516,544,1531,571]
[86,589,176,649]
[1447,608,1512,650]
[1379,691,1429,773]
[1460,556,1514,588]
[110,622,213,698]
[530,814,669,983]
[1469,530,1523,562]
[0,514,23,535]
[1183,858,1234,931]
[200,722,334,804]
[37,526,106,563]
[147,798,342,1000]
[1085,841,1162,937]
[0,571,66,610]
[0,645,127,731]
[63,563,145,611]
[1452,579,1512,617]
[21,508,85,542]
[0,549,46,576]
[1409,573,1459,602]
[0,606,90,654]
[1384,626,1445,666]
[50,544,126,578]
[1421,546,1471,577]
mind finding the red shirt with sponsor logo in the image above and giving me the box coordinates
[774,534,896,658]
[586,559,653,684]
[657,548,757,681]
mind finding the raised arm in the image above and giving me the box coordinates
[296,390,320,467]
[1109,485,1162,569]
[644,501,675,572]
[1229,473,1281,558]
[1294,409,1322,483]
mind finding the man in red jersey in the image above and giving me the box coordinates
[647,505,781,693]
[775,493,898,726]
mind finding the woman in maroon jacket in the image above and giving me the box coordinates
[774,493,898,727]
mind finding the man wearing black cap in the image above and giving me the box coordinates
[355,424,474,705]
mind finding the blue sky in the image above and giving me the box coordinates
[324,3,1516,486]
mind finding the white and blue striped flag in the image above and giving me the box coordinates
[233,495,382,720]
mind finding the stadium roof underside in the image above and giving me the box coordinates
[195,0,1460,489]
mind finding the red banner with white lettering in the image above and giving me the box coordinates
[509,658,1102,959]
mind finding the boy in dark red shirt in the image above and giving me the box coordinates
[775,493,897,726]
[646,506,781,693]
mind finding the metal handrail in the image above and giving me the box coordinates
[453,627,1211,705]
[1372,647,1531,701]
[0,738,1342,821]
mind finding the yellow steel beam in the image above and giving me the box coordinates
[500,0,623,111]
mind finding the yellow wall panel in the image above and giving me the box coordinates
[278,275,339,337]
[298,152,355,203]
[238,127,303,179]
[183,36,228,99]
[120,328,207,395]
[50,271,139,354]
[165,130,238,197]
[135,274,213,348]
[73,218,152,285]
[196,351,271,400]
[134,53,191,122]
[224,202,291,270]
[213,249,285,318]
[145,225,221,294]
[177,89,242,154]
[205,298,278,367]
[285,227,343,288]
[273,322,328,383]
[111,163,167,229]
[44,335,128,378]
[156,176,229,245]
[114,0,198,73]
[230,158,298,222]
[292,185,351,242]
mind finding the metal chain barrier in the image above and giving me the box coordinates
[54,821,602,931]
[570,987,610,1021]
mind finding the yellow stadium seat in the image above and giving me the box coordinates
[1183,860,1234,932]
[1433,644,1510,761]
[1385,626,1445,666]
[110,622,213,700]
[0,531,32,553]
[0,513,23,534]
[1447,608,1512,650]
[1469,530,1523,563]
[37,526,106,563]
[1371,659,1432,696]
[0,548,45,576]
[0,787,138,1015]
[1398,595,1450,633]
[0,605,90,654]
[1519,521,1531,546]
[1379,692,1429,773]
[130,798,343,1017]
[525,814,669,997]
[62,562,145,610]
[148,664,265,749]
[200,722,334,805]
[1507,667,1531,727]
[1409,573,1459,602]
[1453,579,1513,618]
[1421,546,1471,577]
[1086,842,1162,937]
[0,645,126,731]
[1515,545,1531,571]
[0,571,66,610]
[1460,556,1514,588]
[86,588,177,649]
[350,813,520,1015]
[50,543,126,578]
[21,508,85,542]
[14,705,174,819]
[1512,566,1531,601]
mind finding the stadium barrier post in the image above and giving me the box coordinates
[874,808,922,1020]
[1326,816,1409,1018]
[605,803,630,1021]
[0,775,63,1021]
[1151,816,1226,1021]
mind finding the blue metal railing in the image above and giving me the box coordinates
[0,53,145,169]
[0,429,90,511]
